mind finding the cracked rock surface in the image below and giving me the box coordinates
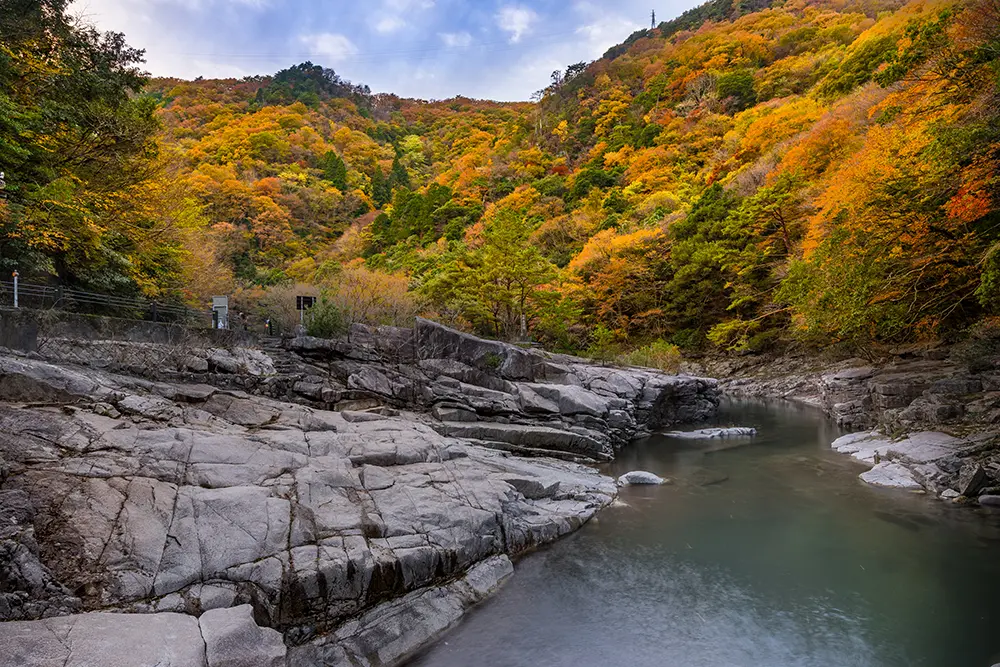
[0,354,620,665]
[0,318,721,665]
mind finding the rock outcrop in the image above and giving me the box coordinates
[31,318,720,461]
[272,319,719,459]
[0,318,719,665]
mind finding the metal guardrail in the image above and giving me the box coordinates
[0,279,214,328]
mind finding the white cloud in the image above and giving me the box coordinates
[439,31,472,48]
[374,16,406,33]
[299,33,359,63]
[372,0,433,35]
[576,16,643,49]
[496,5,537,43]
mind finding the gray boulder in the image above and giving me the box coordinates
[518,383,609,417]
[288,555,513,667]
[956,462,987,497]
[617,471,667,486]
[0,605,287,667]
[0,611,208,667]
[859,463,924,490]
[665,427,757,439]
[432,421,606,459]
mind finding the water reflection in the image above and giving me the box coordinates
[410,399,1000,667]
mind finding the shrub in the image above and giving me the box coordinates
[618,340,682,373]
[238,282,318,335]
[305,297,346,338]
[586,324,621,362]
[321,261,423,327]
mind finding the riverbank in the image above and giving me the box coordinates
[0,318,719,666]
[682,347,1000,505]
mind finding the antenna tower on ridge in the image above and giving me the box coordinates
[651,10,656,28]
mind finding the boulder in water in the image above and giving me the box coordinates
[664,427,757,439]
[617,471,666,486]
[859,462,924,490]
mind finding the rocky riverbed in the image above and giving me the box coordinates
[0,318,719,666]
[684,349,1000,505]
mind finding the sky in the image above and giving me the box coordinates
[70,0,704,101]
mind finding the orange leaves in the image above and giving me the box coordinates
[945,157,999,225]
[776,116,858,181]
[568,228,664,278]
[731,97,826,161]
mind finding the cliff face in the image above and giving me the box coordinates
[274,319,720,458]
[0,317,719,666]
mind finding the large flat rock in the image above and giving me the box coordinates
[860,462,924,490]
[0,355,617,657]
[831,430,970,465]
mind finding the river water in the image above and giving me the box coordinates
[410,399,1000,667]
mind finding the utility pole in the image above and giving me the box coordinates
[651,10,656,28]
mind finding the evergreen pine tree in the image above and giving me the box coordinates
[320,150,348,190]
[370,165,391,207]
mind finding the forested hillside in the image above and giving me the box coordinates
[3,0,998,358]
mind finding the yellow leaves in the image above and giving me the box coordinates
[776,116,859,180]
[603,146,634,168]
[285,257,318,282]
[509,146,551,180]
[731,97,826,159]
[482,187,542,223]
[552,120,570,142]
[594,89,633,137]
[587,141,609,161]
[637,191,681,217]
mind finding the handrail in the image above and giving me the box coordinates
[0,279,213,328]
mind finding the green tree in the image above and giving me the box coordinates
[715,70,757,111]
[0,0,162,291]
[421,209,556,340]
[370,165,391,207]
[320,150,348,190]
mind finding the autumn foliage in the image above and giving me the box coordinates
[3,0,999,355]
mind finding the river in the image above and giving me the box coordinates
[409,399,1000,667]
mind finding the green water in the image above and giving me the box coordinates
[410,400,1000,667]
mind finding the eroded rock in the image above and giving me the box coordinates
[617,471,667,486]
[0,355,621,660]
[860,463,924,490]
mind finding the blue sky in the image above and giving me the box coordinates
[72,0,703,101]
